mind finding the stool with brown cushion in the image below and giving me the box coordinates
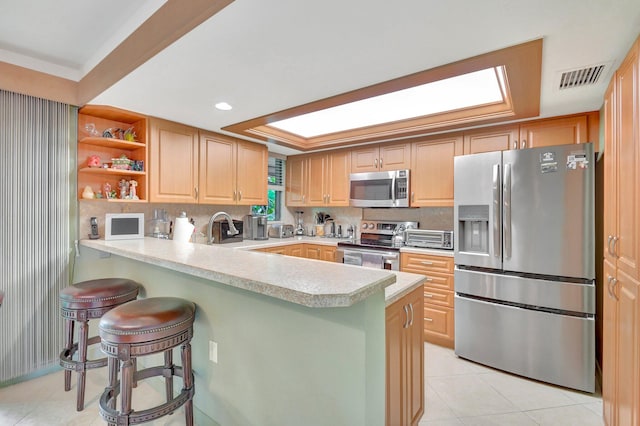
[98,297,196,426]
[59,278,140,411]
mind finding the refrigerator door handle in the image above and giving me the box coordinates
[492,164,501,258]
[503,163,512,259]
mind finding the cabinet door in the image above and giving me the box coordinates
[288,244,304,257]
[306,153,327,205]
[149,118,198,203]
[406,287,424,426]
[386,297,406,426]
[519,115,588,148]
[321,246,336,262]
[603,80,617,265]
[236,141,268,205]
[286,156,306,206]
[463,125,519,154]
[351,146,379,172]
[615,270,639,426]
[410,135,463,207]
[602,259,618,426]
[199,132,236,204]
[615,45,640,282]
[305,245,321,260]
[380,143,411,171]
[326,150,351,206]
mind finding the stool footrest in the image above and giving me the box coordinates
[99,379,194,424]
[59,336,108,371]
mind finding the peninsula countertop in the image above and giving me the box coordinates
[79,238,425,308]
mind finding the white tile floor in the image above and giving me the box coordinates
[0,342,603,425]
[421,343,604,426]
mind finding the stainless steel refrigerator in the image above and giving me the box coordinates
[453,143,595,393]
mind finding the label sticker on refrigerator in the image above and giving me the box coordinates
[566,152,589,170]
[540,151,557,173]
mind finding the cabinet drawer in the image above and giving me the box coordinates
[422,271,454,291]
[424,305,454,347]
[401,253,454,274]
[424,287,453,308]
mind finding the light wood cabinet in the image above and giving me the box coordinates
[286,150,350,207]
[410,135,463,207]
[256,243,335,262]
[386,285,424,426]
[77,105,148,202]
[304,244,336,262]
[351,142,410,172]
[149,124,267,204]
[149,118,199,203]
[199,132,268,205]
[463,125,519,154]
[462,114,595,154]
[602,36,640,426]
[285,155,306,206]
[401,252,455,348]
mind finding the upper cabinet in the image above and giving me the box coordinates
[148,118,199,203]
[149,120,267,205]
[199,132,268,205]
[462,114,596,154]
[410,135,463,207]
[77,105,148,202]
[287,150,351,207]
[463,125,519,154]
[351,142,410,172]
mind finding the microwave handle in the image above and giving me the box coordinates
[391,173,396,204]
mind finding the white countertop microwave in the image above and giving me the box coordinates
[105,213,145,240]
[349,169,410,208]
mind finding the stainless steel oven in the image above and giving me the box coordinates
[336,220,418,270]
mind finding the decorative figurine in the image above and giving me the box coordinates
[104,182,112,199]
[87,155,101,167]
[124,127,137,142]
[118,178,129,199]
[81,186,95,199]
[102,128,114,138]
[129,179,139,200]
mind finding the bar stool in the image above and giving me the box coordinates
[98,297,196,426]
[59,278,140,411]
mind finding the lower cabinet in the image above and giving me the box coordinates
[254,243,334,261]
[401,252,455,348]
[386,285,424,426]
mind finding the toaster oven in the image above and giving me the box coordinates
[404,229,453,250]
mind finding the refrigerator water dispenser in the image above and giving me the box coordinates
[458,205,489,254]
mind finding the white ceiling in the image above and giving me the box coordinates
[2,0,640,155]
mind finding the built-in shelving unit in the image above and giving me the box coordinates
[77,105,148,202]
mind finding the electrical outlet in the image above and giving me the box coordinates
[209,340,218,363]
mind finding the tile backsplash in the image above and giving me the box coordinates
[80,201,453,243]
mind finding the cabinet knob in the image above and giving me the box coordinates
[194,187,199,200]
[521,140,527,149]
[420,261,433,265]
[424,293,433,298]
[513,141,518,149]
[238,190,242,201]
[374,158,378,168]
[424,317,433,322]
[233,190,237,201]
[403,305,410,328]
[380,158,383,168]
[408,303,414,326]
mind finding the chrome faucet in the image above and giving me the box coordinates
[207,211,239,244]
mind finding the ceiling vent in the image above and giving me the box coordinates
[558,65,606,89]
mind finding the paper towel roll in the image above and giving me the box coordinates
[173,217,195,243]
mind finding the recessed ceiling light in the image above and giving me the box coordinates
[215,102,233,111]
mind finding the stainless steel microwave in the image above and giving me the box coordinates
[349,169,410,208]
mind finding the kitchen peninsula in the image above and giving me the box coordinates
[76,238,425,426]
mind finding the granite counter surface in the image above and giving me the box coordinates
[80,238,418,308]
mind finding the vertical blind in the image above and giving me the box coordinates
[0,90,74,383]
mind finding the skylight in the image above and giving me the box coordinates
[269,66,507,138]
